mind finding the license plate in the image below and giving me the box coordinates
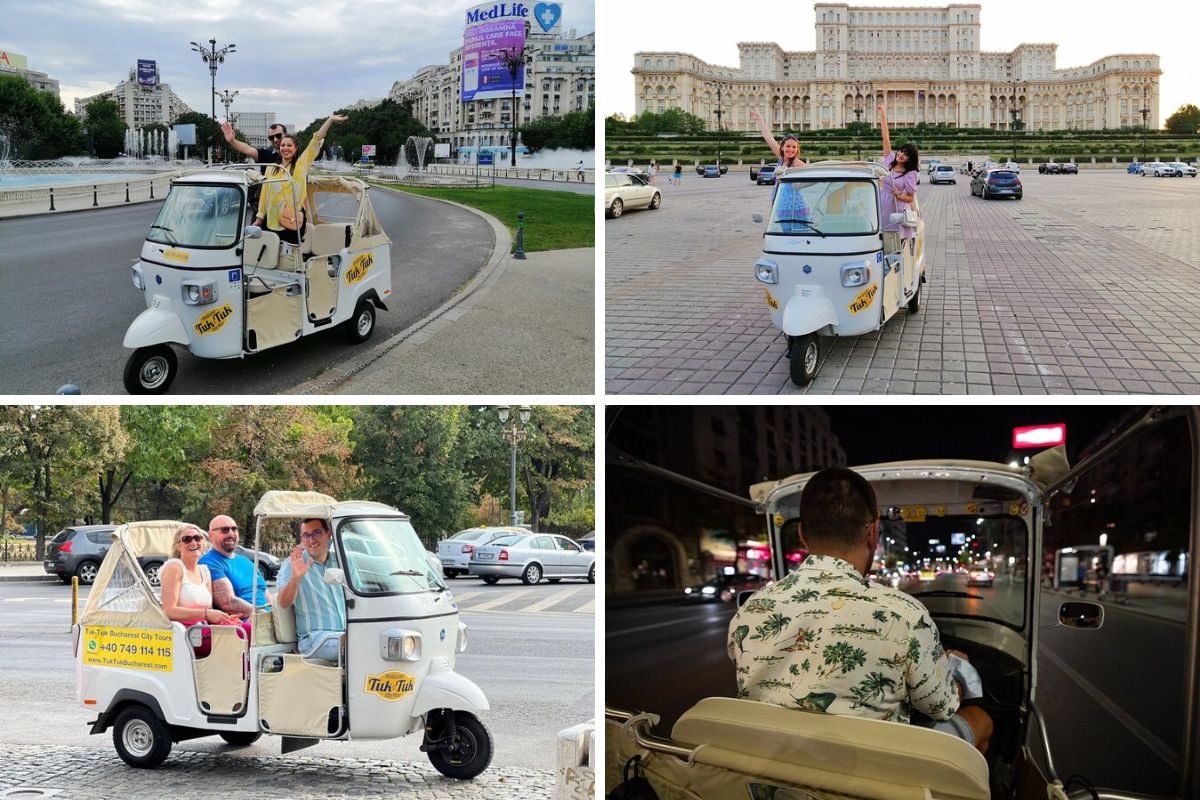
[477,553,493,560]
[44,561,53,569]
[441,560,454,566]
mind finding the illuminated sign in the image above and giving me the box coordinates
[137,59,157,87]
[1012,423,1066,449]
[462,2,528,103]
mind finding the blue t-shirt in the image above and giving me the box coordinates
[199,548,270,609]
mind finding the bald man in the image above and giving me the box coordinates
[199,514,271,617]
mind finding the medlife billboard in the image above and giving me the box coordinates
[461,2,539,103]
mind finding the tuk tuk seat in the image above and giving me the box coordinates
[309,223,351,257]
[244,230,281,270]
[668,697,990,800]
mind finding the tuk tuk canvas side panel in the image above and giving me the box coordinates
[258,655,342,737]
[247,285,303,351]
[193,624,249,716]
[81,539,171,631]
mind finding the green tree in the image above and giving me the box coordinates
[519,406,594,531]
[298,99,430,165]
[519,108,594,152]
[636,108,707,136]
[0,73,85,159]
[84,98,126,159]
[1165,104,1200,134]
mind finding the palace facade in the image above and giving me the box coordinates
[633,4,1161,132]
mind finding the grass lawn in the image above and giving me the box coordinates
[381,183,594,252]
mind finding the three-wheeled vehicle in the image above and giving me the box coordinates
[752,161,926,387]
[122,168,392,394]
[74,490,493,779]
[608,436,1200,800]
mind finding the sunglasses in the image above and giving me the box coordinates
[300,530,325,541]
[180,534,204,544]
[211,525,238,533]
[268,133,283,142]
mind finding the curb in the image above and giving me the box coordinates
[287,187,513,394]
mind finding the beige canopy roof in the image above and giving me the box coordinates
[253,490,340,518]
[119,519,198,558]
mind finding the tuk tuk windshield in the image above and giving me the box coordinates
[147,184,244,249]
[777,511,1028,630]
[768,178,879,236]
[337,517,446,595]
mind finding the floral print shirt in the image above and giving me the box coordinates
[727,554,959,724]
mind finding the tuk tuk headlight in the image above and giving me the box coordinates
[182,280,217,306]
[131,264,145,291]
[382,628,422,661]
[456,621,468,654]
[755,258,779,285]
[841,263,870,288]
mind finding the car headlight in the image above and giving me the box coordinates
[755,258,778,285]
[181,280,216,306]
[381,628,422,661]
[131,264,145,291]
[701,586,716,595]
[842,263,870,287]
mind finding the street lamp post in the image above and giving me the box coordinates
[1140,85,1151,162]
[190,38,236,164]
[713,83,724,169]
[215,89,238,120]
[497,405,532,527]
[495,46,531,169]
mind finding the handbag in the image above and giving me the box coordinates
[279,206,298,231]
[607,755,660,800]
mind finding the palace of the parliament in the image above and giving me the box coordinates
[633,4,1161,132]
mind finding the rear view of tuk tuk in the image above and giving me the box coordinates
[123,170,392,394]
[74,491,492,779]
[753,161,926,387]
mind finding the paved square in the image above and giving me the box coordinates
[605,168,1200,394]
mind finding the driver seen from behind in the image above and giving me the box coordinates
[727,467,993,753]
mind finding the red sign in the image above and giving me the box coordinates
[1013,423,1066,449]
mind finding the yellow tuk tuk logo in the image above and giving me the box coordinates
[364,670,416,701]
[163,248,190,264]
[765,289,779,311]
[848,284,877,314]
[345,253,374,286]
[192,303,235,336]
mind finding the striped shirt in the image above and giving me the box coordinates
[728,554,959,724]
[277,551,346,639]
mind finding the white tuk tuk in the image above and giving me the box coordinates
[74,490,493,779]
[752,161,927,386]
[122,169,392,394]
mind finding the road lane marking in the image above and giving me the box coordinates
[522,592,570,613]
[606,619,680,638]
[1038,644,1178,769]
[466,589,536,611]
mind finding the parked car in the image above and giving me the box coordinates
[929,164,957,184]
[606,172,662,218]
[1059,162,1078,174]
[756,164,777,185]
[695,164,729,176]
[1003,161,1020,173]
[1168,162,1198,177]
[683,572,767,603]
[971,168,1023,200]
[436,526,522,577]
[1127,162,1144,174]
[609,166,648,179]
[967,566,996,587]
[468,532,595,585]
[1142,162,1178,177]
[1038,161,1061,174]
[44,525,118,585]
[925,158,942,175]
[702,165,721,178]
[235,544,280,582]
[578,531,596,552]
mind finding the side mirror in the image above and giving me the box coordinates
[243,225,263,240]
[736,589,757,608]
[1058,601,1104,629]
[323,567,346,587]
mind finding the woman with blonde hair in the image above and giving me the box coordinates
[160,524,239,626]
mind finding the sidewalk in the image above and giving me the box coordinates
[0,561,56,583]
[290,246,595,395]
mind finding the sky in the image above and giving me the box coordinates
[1,0,595,130]
[598,0,1198,126]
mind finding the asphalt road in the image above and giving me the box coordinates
[0,580,594,772]
[606,581,1185,796]
[0,187,493,394]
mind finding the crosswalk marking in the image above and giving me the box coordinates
[467,588,536,611]
[449,585,595,614]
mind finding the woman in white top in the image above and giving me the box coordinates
[160,524,239,626]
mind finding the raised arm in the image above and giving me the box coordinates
[314,113,349,141]
[878,104,892,159]
[222,121,258,160]
[749,109,781,160]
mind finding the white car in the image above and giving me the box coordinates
[1167,162,1197,177]
[930,164,957,184]
[469,532,595,585]
[436,526,522,577]
[1003,161,1020,173]
[606,172,662,218]
[1142,162,1178,177]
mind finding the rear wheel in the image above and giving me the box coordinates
[346,299,376,344]
[609,198,623,218]
[480,576,500,585]
[907,281,922,314]
[788,334,820,387]
[521,562,543,585]
[425,710,494,780]
[143,561,163,588]
[219,731,262,747]
[113,705,172,769]
[76,560,100,585]
[123,345,177,395]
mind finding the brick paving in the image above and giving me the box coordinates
[605,168,1200,394]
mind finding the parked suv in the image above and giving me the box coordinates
[43,525,118,585]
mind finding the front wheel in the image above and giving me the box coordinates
[143,561,163,588]
[587,563,595,584]
[346,299,376,344]
[788,334,820,387]
[649,192,661,210]
[907,281,922,314]
[608,198,623,219]
[113,705,172,768]
[521,562,543,585]
[480,575,500,585]
[123,345,177,394]
[425,711,494,780]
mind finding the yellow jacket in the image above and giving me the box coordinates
[257,134,322,231]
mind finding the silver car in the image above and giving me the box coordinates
[436,527,521,577]
[469,533,596,585]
